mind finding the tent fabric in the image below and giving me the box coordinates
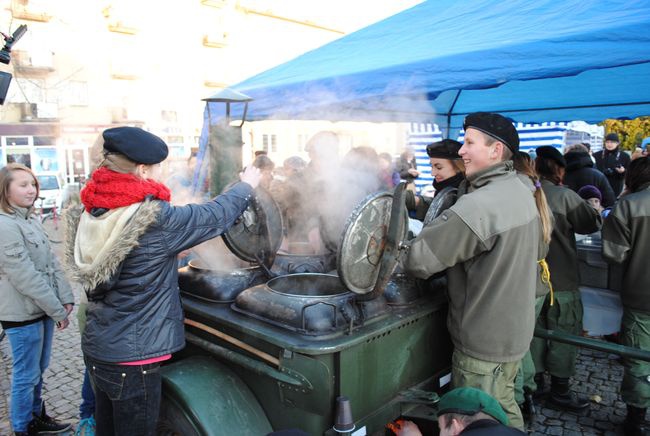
[211,0,650,128]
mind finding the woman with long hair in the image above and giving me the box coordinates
[602,156,650,435]
[0,163,74,436]
[530,146,602,412]
[64,127,260,435]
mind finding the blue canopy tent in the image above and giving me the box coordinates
[195,0,650,192]
[203,0,650,132]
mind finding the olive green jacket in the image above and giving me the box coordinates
[541,180,602,292]
[0,207,74,323]
[602,186,650,312]
[403,162,543,363]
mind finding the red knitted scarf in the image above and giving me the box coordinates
[80,167,171,212]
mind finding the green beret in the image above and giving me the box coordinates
[437,387,509,426]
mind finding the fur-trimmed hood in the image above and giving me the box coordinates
[63,200,161,292]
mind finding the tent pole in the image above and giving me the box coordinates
[446,90,462,139]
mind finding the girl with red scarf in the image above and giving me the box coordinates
[65,127,260,436]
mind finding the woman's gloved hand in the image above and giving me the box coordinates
[240,165,262,189]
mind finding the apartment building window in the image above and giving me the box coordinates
[262,134,277,153]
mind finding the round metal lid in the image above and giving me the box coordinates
[337,187,409,295]
[222,186,283,268]
[423,187,458,226]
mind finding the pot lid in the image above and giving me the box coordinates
[222,186,283,268]
[337,184,409,295]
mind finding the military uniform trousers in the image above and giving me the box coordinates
[515,295,546,403]
[620,308,650,408]
[530,290,583,378]
[452,349,523,430]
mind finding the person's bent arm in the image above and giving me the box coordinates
[159,167,261,253]
[403,209,486,279]
[0,225,68,322]
[602,204,631,264]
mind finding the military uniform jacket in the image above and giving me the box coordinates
[602,186,650,312]
[404,161,543,362]
[0,207,74,323]
[541,180,602,292]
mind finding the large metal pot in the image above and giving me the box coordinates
[178,259,267,303]
[271,242,336,275]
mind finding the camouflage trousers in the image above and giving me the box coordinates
[452,349,523,430]
[530,290,583,378]
[620,308,650,408]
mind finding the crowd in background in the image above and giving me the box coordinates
[1,121,649,436]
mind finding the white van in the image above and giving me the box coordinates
[35,174,63,212]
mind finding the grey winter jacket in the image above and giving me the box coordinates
[602,186,650,312]
[0,207,74,323]
[403,161,543,362]
[64,182,253,363]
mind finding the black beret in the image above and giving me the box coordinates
[463,112,519,154]
[535,146,566,168]
[605,133,620,142]
[426,139,462,160]
[103,127,169,165]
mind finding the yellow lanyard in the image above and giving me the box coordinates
[538,258,554,306]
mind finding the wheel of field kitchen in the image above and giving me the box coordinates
[156,393,201,436]
[156,356,272,436]
[423,187,458,226]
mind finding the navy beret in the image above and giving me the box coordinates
[426,139,462,160]
[536,146,566,168]
[605,133,620,143]
[463,112,519,154]
[103,127,169,165]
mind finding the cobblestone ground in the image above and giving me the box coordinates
[0,223,645,435]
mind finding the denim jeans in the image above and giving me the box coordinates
[85,357,162,436]
[5,318,54,432]
[80,368,96,419]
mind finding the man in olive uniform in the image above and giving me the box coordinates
[602,156,650,435]
[403,112,544,429]
[530,146,602,411]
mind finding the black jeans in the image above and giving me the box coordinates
[85,357,162,436]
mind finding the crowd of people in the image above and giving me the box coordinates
[0,117,648,436]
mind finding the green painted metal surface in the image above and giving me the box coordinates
[160,356,272,436]
[535,327,650,362]
[209,125,242,196]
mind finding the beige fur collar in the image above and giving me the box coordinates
[63,200,161,291]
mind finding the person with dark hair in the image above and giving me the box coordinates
[594,133,631,196]
[563,144,616,207]
[530,146,602,412]
[395,146,420,188]
[64,126,260,435]
[404,139,465,221]
[253,154,275,190]
[403,113,549,429]
[378,152,400,189]
[0,163,74,436]
[602,156,650,435]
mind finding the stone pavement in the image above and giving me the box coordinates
[0,223,645,435]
